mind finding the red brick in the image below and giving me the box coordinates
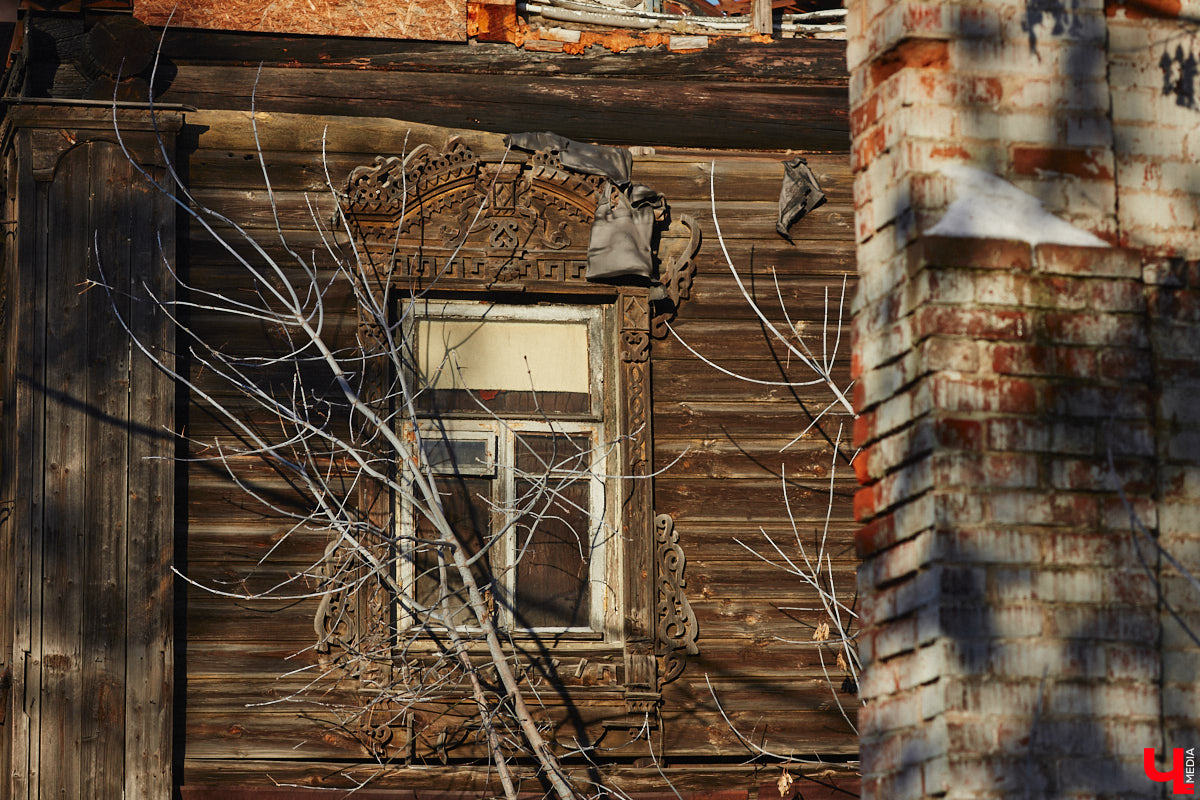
[923,336,979,372]
[857,514,897,558]
[1106,570,1158,607]
[989,343,1054,375]
[932,452,985,487]
[854,125,888,170]
[1034,244,1141,278]
[982,453,1040,488]
[1041,312,1148,348]
[1010,146,1114,181]
[855,409,877,448]
[1045,383,1153,418]
[934,417,984,449]
[987,418,1050,451]
[917,307,1032,341]
[869,38,950,90]
[932,376,1039,414]
[920,236,1033,270]
[856,485,878,521]
[855,445,874,484]
[1106,0,1181,19]
[1098,348,1153,381]
[851,93,882,139]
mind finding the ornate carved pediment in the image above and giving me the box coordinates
[341,138,702,301]
[342,138,605,288]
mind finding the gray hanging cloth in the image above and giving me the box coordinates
[586,181,664,281]
[777,157,826,240]
[505,131,633,187]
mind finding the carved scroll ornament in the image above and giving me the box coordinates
[654,513,699,684]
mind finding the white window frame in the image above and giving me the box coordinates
[398,301,620,639]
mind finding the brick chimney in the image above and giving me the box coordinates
[846,0,1200,796]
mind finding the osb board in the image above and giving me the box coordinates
[133,0,466,42]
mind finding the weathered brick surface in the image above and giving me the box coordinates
[847,0,1200,791]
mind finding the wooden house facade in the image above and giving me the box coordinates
[0,8,858,798]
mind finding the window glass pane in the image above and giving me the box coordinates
[416,318,592,416]
[512,433,594,629]
[513,478,591,629]
[413,475,494,629]
[419,435,494,475]
[515,432,593,475]
[418,319,589,392]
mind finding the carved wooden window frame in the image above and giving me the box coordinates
[326,136,701,714]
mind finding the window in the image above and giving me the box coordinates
[335,135,703,708]
[399,301,620,638]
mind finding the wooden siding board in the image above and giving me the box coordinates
[176,763,857,795]
[9,129,45,800]
[42,141,89,800]
[125,158,176,800]
[0,143,18,800]
[159,67,849,152]
[154,32,848,86]
[82,141,132,799]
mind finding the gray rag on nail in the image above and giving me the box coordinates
[777,157,826,240]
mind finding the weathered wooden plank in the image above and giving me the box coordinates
[179,149,853,224]
[673,199,853,239]
[82,141,131,798]
[41,139,88,800]
[186,525,328,563]
[178,638,858,688]
[180,227,855,286]
[655,518,858,557]
[162,67,850,151]
[8,129,46,800]
[683,560,856,603]
[184,192,849,251]
[0,147,18,800]
[185,595,322,643]
[654,399,854,440]
[186,109,511,159]
[157,31,849,85]
[183,710,365,760]
[653,438,845,481]
[185,149,849,204]
[655,478,854,521]
[651,359,853,403]
[125,145,176,800]
[176,761,858,796]
[659,709,857,755]
[182,676,629,712]
[637,151,850,189]
[659,317,852,351]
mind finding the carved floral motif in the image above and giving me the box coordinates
[654,514,699,684]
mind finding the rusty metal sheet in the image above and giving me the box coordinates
[133,0,466,42]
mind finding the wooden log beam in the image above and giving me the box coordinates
[154,31,847,85]
[155,66,848,151]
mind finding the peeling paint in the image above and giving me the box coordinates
[134,0,468,41]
